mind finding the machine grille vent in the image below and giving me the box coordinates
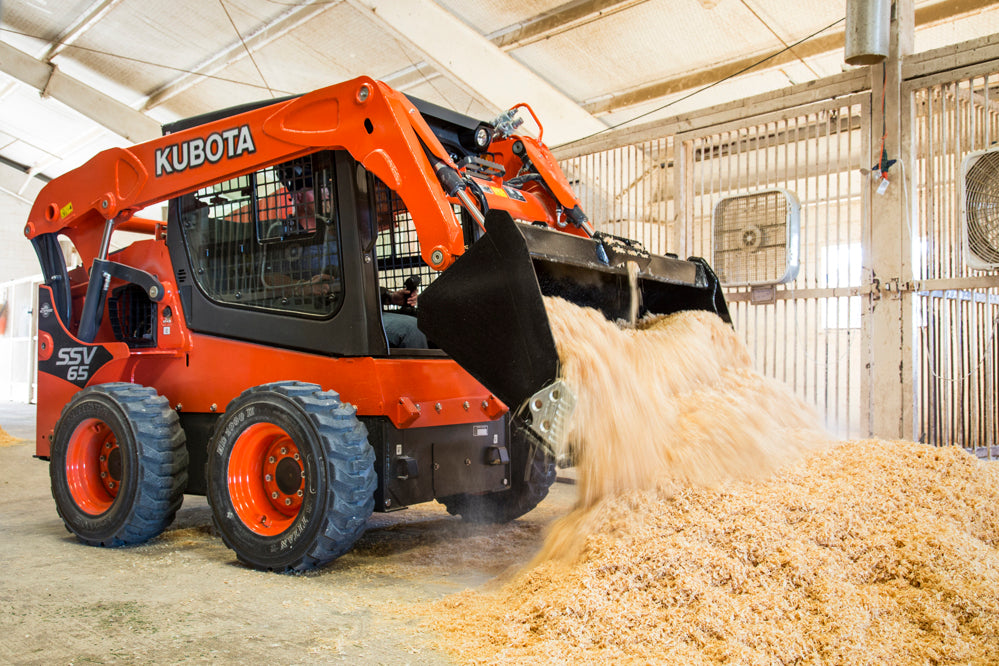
[108,284,157,349]
[712,188,800,286]
[962,148,999,269]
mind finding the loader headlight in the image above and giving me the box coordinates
[474,126,491,149]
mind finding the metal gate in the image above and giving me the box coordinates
[677,96,869,438]
[909,62,999,456]
[0,275,39,403]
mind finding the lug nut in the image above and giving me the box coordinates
[284,498,292,506]
[271,491,279,499]
[280,447,287,455]
[264,474,272,482]
[297,490,303,497]
[100,471,107,478]
[293,453,300,461]
[268,456,276,464]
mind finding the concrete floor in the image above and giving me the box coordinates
[0,402,575,665]
[0,400,34,440]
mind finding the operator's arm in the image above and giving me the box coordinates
[380,287,418,308]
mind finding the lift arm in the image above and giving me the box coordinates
[23,76,469,271]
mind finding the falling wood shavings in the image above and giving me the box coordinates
[428,300,999,665]
[547,300,824,510]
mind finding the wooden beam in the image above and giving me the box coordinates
[489,0,649,49]
[865,0,915,440]
[0,41,160,143]
[142,1,336,110]
[41,0,126,62]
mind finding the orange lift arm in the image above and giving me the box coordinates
[23,76,470,271]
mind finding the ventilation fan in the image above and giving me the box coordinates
[961,147,999,270]
[712,188,800,286]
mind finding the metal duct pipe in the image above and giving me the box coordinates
[844,0,891,65]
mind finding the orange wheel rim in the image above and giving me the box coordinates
[65,418,120,515]
[228,423,305,536]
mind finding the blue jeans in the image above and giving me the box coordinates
[383,312,427,349]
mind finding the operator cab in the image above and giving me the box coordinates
[167,150,445,356]
[163,94,493,359]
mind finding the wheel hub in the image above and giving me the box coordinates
[100,438,122,494]
[66,419,120,515]
[228,423,306,536]
[263,440,304,516]
[275,457,302,495]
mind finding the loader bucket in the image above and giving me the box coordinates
[417,210,731,419]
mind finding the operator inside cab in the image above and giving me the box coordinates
[279,157,427,350]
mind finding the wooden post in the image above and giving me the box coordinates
[864,0,915,439]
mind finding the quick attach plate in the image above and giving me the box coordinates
[519,379,576,465]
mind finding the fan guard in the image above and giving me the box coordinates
[961,148,999,269]
[712,188,800,286]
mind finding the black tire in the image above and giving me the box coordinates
[206,382,375,572]
[441,421,557,523]
[49,383,188,547]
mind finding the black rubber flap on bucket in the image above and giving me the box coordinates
[418,210,559,411]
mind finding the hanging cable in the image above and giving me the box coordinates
[556,17,847,150]
[0,27,290,95]
[218,0,276,99]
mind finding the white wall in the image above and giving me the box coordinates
[0,275,38,403]
[1,164,45,283]
[2,167,44,403]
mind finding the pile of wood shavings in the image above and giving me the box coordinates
[431,440,999,664]
[0,425,23,447]
[428,300,999,664]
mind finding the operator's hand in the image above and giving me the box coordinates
[308,273,334,295]
[388,289,418,307]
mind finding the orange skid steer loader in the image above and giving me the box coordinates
[25,76,730,571]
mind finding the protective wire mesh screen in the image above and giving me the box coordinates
[712,189,799,285]
[371,178,452,306]
[913,74,999,455]
[108,284,156,348]
[963,149,999,267]
[178,153,342,317]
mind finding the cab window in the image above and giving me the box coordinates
[178,152,342,317]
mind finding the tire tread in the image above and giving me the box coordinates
[51,382,188,547]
